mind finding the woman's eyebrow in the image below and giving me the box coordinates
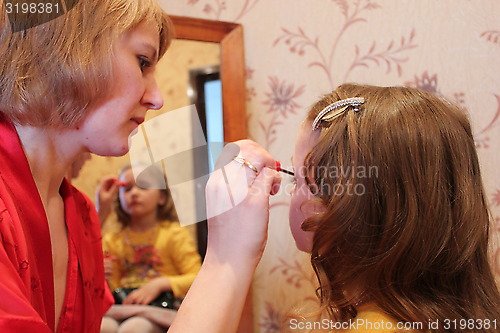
[141,42,159,62]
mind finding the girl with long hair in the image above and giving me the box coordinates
[101,165,201,332]
[169,84,500,333]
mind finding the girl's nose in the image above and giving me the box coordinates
[129,185,140,196]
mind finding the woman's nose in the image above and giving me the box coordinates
[142,77,164,110]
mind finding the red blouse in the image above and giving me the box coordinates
[0,116,113,332]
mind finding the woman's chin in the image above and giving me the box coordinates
[91,143,130,157]
[113,145,130,157]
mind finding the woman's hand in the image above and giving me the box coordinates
[95,176,120,224]
[205,140,281,268]
[169,140,281,333]
[123,277,171,305]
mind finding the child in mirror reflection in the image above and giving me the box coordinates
[100,165,201,333]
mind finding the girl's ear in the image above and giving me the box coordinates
[158,191,167,206]
[302,198,327,217]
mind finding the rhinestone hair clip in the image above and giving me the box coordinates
[311,97,365,130]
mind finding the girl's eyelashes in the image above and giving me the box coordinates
[138,56,152,71]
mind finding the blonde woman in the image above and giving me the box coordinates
[0,1,170,331]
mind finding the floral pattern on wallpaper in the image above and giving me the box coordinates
[404,71,500,150]
[273,0,417,89]
[481,30,500,47]
[259,301,291,333]
[269,258,317,291]
[259,77,305,148]
[187,0,260,21]
[246,67,257,102]
[259,0,418,148]
[259,259,319,333]
[163,1,500,331]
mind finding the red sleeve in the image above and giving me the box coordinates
[0,201,52,332]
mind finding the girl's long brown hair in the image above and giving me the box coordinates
[302,84,500,332]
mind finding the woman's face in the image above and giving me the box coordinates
[77,21,164,156]
[289,122,321,253]
[119,168,166,219]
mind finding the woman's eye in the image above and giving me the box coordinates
[138,56,151,71]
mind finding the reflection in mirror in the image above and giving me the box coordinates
[149,39,220,119]
[71,15,250,332]
[72,17,247,258]
[188,64,224,254]
[73,39,221,252]
[147,39,222,255]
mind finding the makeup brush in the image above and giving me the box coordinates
[275,161,294,176]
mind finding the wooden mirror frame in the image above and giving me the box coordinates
[170,16,248,260]
[170,15,247,141]
[170,16,252,332]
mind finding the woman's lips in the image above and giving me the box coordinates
[130,117,145,126]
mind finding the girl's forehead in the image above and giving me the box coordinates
[120,168,134,180]
[296,122,318,153]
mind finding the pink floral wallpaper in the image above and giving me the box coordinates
[160,1,500,331]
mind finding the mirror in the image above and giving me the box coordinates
[72,15,247,248]
[169,15,247,140]
[159,16,247,256]
[71,16,250,331]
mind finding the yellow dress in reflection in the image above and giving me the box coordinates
[103,221,201,298]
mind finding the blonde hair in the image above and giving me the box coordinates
[0,0,171,128]
[303,84,500,332]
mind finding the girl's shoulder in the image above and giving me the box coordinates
[156,220,196,244]
[102,224,130,244]
[157,220,189,237]
[340,303,416,333]
[102,228,122,244]
[158,220,181,228]
[157,220,183,233]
